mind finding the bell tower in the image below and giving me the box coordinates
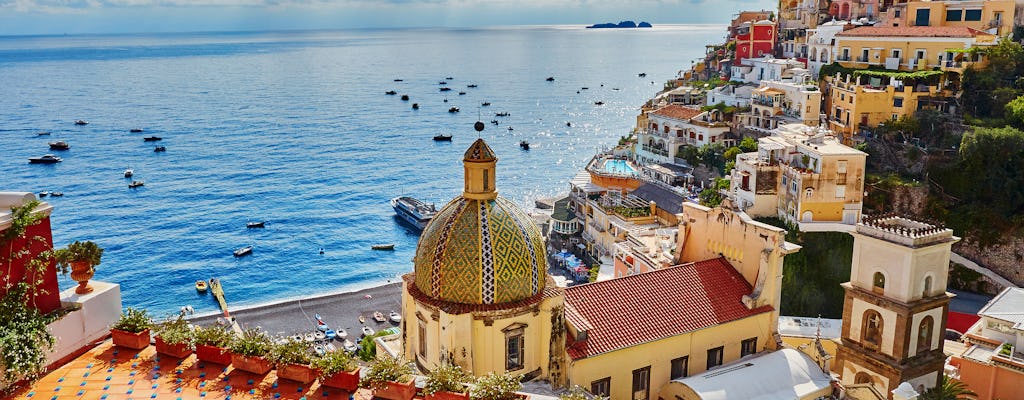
[835,214,959,398]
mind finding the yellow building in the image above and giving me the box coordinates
[832,25,995,72]
[881,0,1015,37]
[825,72,955,139]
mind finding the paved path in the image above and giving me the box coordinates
[188,283,403,338]
[950,252,1017,290]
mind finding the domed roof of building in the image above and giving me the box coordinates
[413,139,546,305]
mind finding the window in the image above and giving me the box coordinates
[741,175,750,191]
[873,271,885,292]
[835,185,845,198]
[632,366,651,400]
[505,332,524,371]
[591,377,610,397]
[707,346,724,370]
[805,188,814,198]
[916,50,926,63]
[418,319,427,358]
[863,310,883,346]
[483,169,489,191]
[964,9,982,21]
[945,9,962,21]
[893,97,904,108]
[915,8,930,26]
[923,276,933,297]
[894,9,901,18]
[664,125,670,133]
[918,316,934,353]
[891,49,901,60]
[782,175,788,188]
[652,123,658,131]
[670,356,689,379]
[855,372,873,384]
[698,134,704,141]
[741,337,758,357]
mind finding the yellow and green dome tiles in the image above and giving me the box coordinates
[414,196,545,305]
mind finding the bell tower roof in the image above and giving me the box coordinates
[464,138,496,162]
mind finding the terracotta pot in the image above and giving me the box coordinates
[276,363,316,384]
[319,367,361,391]
[230,353,272,375]
[425,390,470,400]
[154,336,192,359]
[111,328,150,350]
[371,379,416,400]
[195,344,232,365]
[69,261,95,294]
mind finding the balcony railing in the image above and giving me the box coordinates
[641,145,669,157]
[836,55,851,62]
[855,56,869,63]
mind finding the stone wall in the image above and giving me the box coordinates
[953,238,1024,289]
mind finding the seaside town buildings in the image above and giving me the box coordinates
[735,68,824,134]
[635,104,731,166]
[949,287,1024,400]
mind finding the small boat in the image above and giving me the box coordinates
[372,244,395,251]
[314,345,326,356]
[385,90,397,95]
[37,131,51,136]
[458,92,466,95]
[154,146,166,152]
[507,126,514,131]
[233,245,253,257]
[74,120,88,125]
[581,87,589,90]
[28,154,62,164]
[195,280,208,292]
[358,315,366,324]
[38,191,49,197]
[291,334,303,342]
[594,101,605,105]
[400,94,409,101]
[143,136,162,141]
[445,77,453,80]
[50,192,63,197]
[130,128,144,133]
[304,332,316,342]
[48,141,70,150]
[545,77,554,81]
[373,311,386,323]
[128,180,144,188]
[440,87,452,92]
[612,88,620,91]
[490,120,499,125]
[325,342,337,352]
[481,102,490,106]
[638,72,647,77]
[433,134,452,141]
[393,78,403,82]
[495,112,509,117]
[124,168,134,178]
[391,196,438,231]
[438,81,447,85]
[324,329,337,340]
[246,221,265,228]
[520,141,530,150]
[412,103,419,109]
[337,329,348,339]
[389,311,402,323]
[566,122,572,127]
[448,107,459,113]
[361,326,374,336]
[314,331,327,341]
[343,339,357,352]
[467,84,478,88]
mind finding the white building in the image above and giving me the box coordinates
[730,56,807,85]
[706,84,755,108]
[736,68,824,134]
[806,20,852,78]
[636,105,731,166]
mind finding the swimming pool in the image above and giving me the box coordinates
[602,159,637,175]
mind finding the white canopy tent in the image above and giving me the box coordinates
[658,348,833,400]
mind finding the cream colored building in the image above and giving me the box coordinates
[729,123,867,226]
[832,25,996,72]
[637,105,731,166]
[737,68,823,134]
[880,0,1015,37]
[826,72,957,140]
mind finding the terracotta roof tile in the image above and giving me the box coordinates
[649,105,703,121]
[836,26,986,38]
[563,257,772,359]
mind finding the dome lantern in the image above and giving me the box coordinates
[463,138,498,200]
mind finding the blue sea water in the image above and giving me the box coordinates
[0,26,722,316]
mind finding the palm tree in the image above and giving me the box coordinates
[921,375,976,400]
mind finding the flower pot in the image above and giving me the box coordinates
[69,261,95,294]
[154,336,192,359]
[276,363,316,384]
[319,367,361,391]
[425,390,471,400]
[230,353,272,375]
[195,344,232,365]
[371,379,416,400]
[111,328,150,350]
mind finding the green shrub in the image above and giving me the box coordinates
[423,363,471,395]
[471,372,522,400]
[228,328,272,357]
[266,338,313,366]
[111,307,153,333]
[361,355,414,390]
[193,325,234,348]
[312,350,356,376]
[153,316,194,347]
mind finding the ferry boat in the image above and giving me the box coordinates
[390,196,437,230]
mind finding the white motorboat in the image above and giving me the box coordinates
[389,311,402,323]
[343,339,357,352]
[361,326,374,336]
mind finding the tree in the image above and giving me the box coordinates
[698,178,731,207]
[723,146,742,162]
[1006,94,1024,129]
[738,137,758,152]
[920,375,976,400]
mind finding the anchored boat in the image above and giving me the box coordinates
[390,196,437,230]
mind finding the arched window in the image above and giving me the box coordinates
[917,316,934,353]
[805,188,814,198]
[664,125,670,133]
[872,272,885,294]
[923,276,932,297]
[862,309,883,346]
[854,372,872,384]
[652,123,658,131]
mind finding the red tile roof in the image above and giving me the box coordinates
[649,105,702,121]
[836,26,987,38]
[563,257,772,359]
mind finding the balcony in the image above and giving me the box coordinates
[855,56,869,63]
[836,55,851,62]
[885,57,901,70]
[641,145,669,157]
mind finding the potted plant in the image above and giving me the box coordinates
[424,363,471,400]
[53,240,103,294]
[152,316,194,358]
[194,324,235,365]
[313,349,360,391]
[471,372,525,400]
[266,337,316,384]
[228,328,273,374]
[110,307,153,349]
[361,354,415,400]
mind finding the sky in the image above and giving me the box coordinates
[0,0,776,36]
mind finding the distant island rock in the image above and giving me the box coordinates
[587,20,653,29]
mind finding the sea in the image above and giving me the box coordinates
[0,25,724,316]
